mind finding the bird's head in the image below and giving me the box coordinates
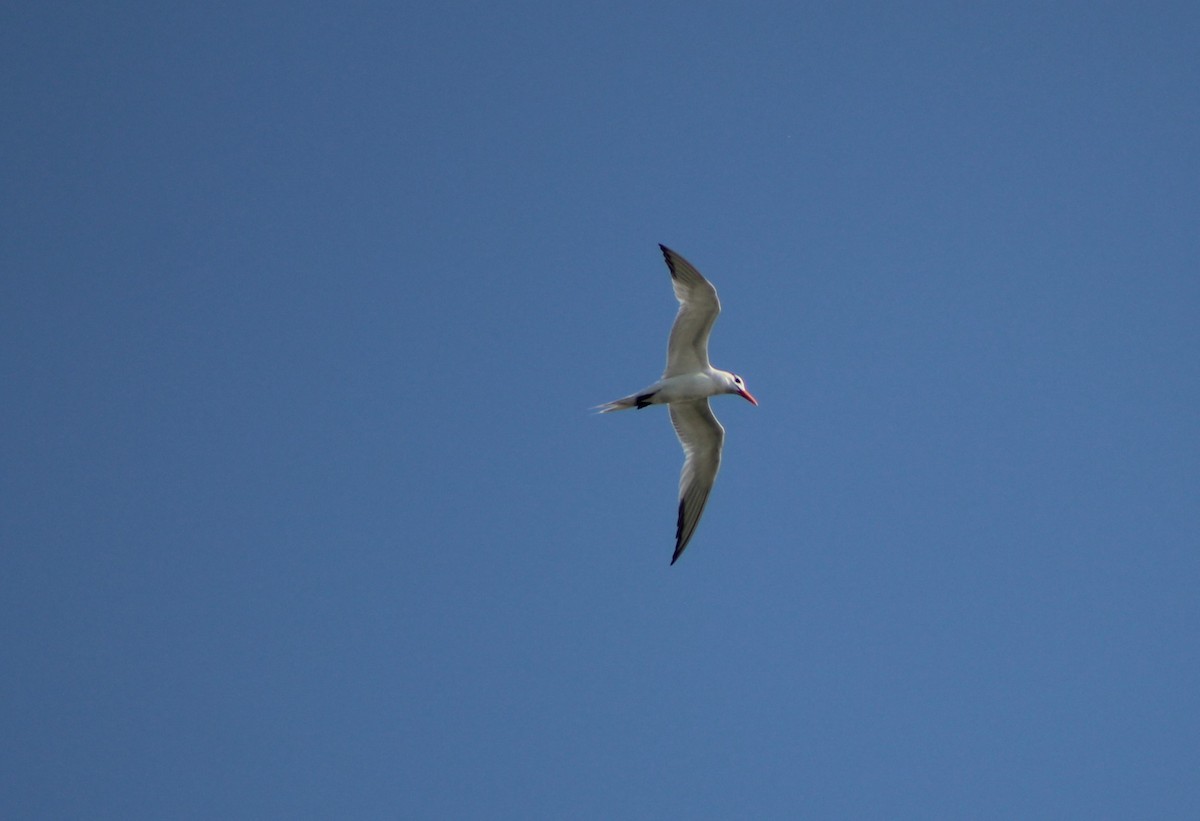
[725,373,758,406]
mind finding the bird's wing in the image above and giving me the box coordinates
[660,244,721,377]
[668,399,725,564]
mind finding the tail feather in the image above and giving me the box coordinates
[594,390,657,413]
[595,395,638,413]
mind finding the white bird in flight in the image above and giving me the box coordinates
[599,245,758,565]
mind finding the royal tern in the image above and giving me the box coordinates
[599,245,757,564]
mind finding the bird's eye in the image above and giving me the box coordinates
[734,376,742,384]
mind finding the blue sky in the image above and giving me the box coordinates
[3,2,1198,817]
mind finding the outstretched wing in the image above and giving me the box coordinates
[660,244,721,377]
[668,399,725,564]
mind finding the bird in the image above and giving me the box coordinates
[598,244,757,564]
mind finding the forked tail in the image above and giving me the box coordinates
[594,390,659,413]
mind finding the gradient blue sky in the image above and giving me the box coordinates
[3,2,1198,818]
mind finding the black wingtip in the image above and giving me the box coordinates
[670,499,686,565]
[658,244,677,277]
[670,539,684,565]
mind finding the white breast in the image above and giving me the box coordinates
[653,371,722,402]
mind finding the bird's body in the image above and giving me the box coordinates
[597,370,740,411]
[599,245,757,564]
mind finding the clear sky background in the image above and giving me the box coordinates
[3,2,1198,818]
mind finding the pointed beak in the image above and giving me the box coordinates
[738,388,759,406]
